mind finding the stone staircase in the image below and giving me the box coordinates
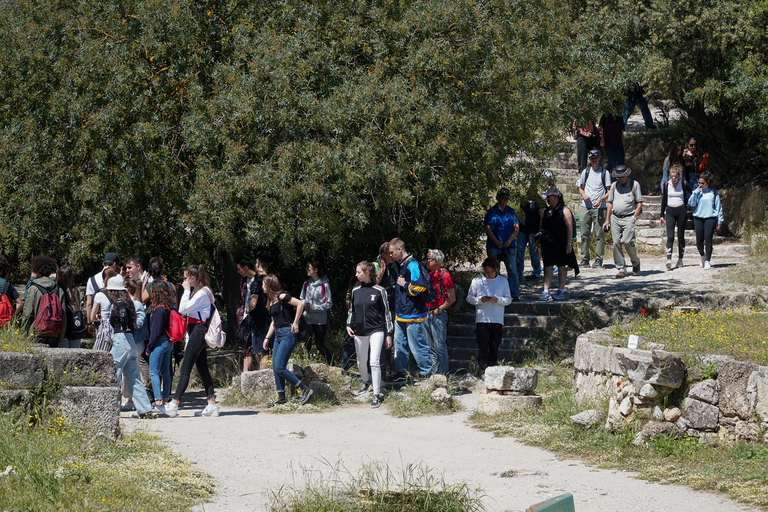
[446,300,569,371]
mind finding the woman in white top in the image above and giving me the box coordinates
[466,257,512,377]
[164,264,218,418]
[660,164,690,269]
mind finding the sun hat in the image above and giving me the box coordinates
[612,165,632,178]
[541,187,562,200]
[105,275,126,291]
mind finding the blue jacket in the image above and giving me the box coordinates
[688,188,724,224]
[394,253,427,323]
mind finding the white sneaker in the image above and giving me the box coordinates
[164,402,179,418]
[201,404,220,417]
[704,261,711,270]
[666,258,672,270]
[700,256,706,268]
[153,404,166,415]
[676,259,683,268]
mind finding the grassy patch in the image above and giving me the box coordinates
[268,460,485,512]
[0,324,38,353]
[530,303,604,361]
[0,409,214,511]
[386,384,462,418]
[612,308,768,365]
[468,365,768,507]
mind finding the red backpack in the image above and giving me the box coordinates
[32,283,63,336]
[167,309,186,342]
[0,279,13,328]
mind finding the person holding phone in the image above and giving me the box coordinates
[466,258,511,377]
[688,171,723,270]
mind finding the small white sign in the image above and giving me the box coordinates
[627,334,639,349]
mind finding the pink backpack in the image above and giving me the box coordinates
[199,288,225,348]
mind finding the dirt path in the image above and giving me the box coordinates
[126,250,763,512]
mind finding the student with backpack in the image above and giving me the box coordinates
[423,249,457,376]
[578,148,611,269]
[298,256,333,365]
[93,274,153,419]
[262,274,313,407]
[145,280,176,414]
[21,255,67,347]
[164,264,219,418]
[56,265,87,348]
[0,255,22,328]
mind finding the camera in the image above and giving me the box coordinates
[531,230,545,243]
[603,225,610,233]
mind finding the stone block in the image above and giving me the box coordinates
[55,386,120,439]
[0,352,45,389]
[287,363,304,379]
[308,381,336,401]
[653,406,664,421]
[430,388,452,406]
[570,409,604,426]
[572,371,620,403]
[747,366,768,421]
[637,383,660,402]
[664,407,682,422]
[704,356,758,419]
[39,347,116,386]
[574,338,623,374]
[688,379,719,405]
[476,394,541,415]
[735,420,759,442]
[303,363,329,381]
[484,366,537,392]
[615,350,684,388]
[0,389,30,412]
[632,421,675,446]
[420,374,448,391]
[241,369,277,397]
[683,397,719,430]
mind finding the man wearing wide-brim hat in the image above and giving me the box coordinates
[602,165,643,278]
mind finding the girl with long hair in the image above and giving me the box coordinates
[262,274,313,407]
[688,171,723,270]
[56,264,82,348]
[298,256,333,364]
[146,280,175,413]
[165,264,219,417]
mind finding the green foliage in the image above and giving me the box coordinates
[268,460,485,512]
[0,324,38,354]
[386,384,462,418]
[0,0,641,282]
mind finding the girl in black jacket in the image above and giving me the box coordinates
[346,261,394,408]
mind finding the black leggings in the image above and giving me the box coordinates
[665,205,687,259]
[303,323,332,364]
[172,323,215,401]
[476,323,502,374]
[693,216,717,262]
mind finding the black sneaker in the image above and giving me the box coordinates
[370,394,383,408]
[298,387,313,405]
[266,397,287,408]
[391,373,407,384]
[356,381,371,395]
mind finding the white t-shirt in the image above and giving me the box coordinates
[94,291,112,323]
[579,167,611,209]
[86,272,104,297]
[666,180,685,207]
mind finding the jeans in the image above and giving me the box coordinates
[172,323,216,401]
[665,205,687,260]
[486,246,519,298]
[604,145,625,174]
[694,216,717,262]
[423,312,449,375]
[272,327,301,392]
[354,331,386,395]
[579,206,607,264]
[111,332,152,415]
[149,335,172,402]
[394,320,432,377]
[476,323,503,375]
[516,231,541,278]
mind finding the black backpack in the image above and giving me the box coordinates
[64,299,88,340]
[109,297,133,333]
[399,259,439,304]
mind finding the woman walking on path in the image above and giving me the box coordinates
[145,281,174,414]
[299,257,333,365]
[466,257,511,377]
[538,188,575,301]
[164,264,219,418]
[688,171,723,270]
[660,165,690,270]
[347,261,394,408]
[263,275,313,407]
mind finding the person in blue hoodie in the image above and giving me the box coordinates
[688,171,723,270]
[388,237,431,382]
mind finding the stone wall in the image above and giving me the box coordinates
[573,328,768,444]
[0,348,120,438]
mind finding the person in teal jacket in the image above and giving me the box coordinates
[688,171,723,270]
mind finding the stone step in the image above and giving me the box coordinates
[448,336,532,350]
[449,312,560,328]
[447,323,548,338]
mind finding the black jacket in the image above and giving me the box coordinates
[346,281,394,337]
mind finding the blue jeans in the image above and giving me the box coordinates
[149,336,172,402]
[394,320,432,377]
[423,312,449,375]
[487,246,519,298]
[272,327,301,392]
[515,231,541,278]
[111,332,152,414]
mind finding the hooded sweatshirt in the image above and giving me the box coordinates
[300,276,333,325]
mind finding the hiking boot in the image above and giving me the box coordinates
[632,265,641,275]
[578,260,589,268]
[552,289,566,300]
[371,394,383,408]
[356,381,371,395]
[298,386,313,405]
[615,271,627,279]
[164,402,179,418]
[201,404,220,417]
[591,261,603,269]
[666,258,672,270]
[539,291,553,301]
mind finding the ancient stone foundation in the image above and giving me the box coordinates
[477,366,542,414]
